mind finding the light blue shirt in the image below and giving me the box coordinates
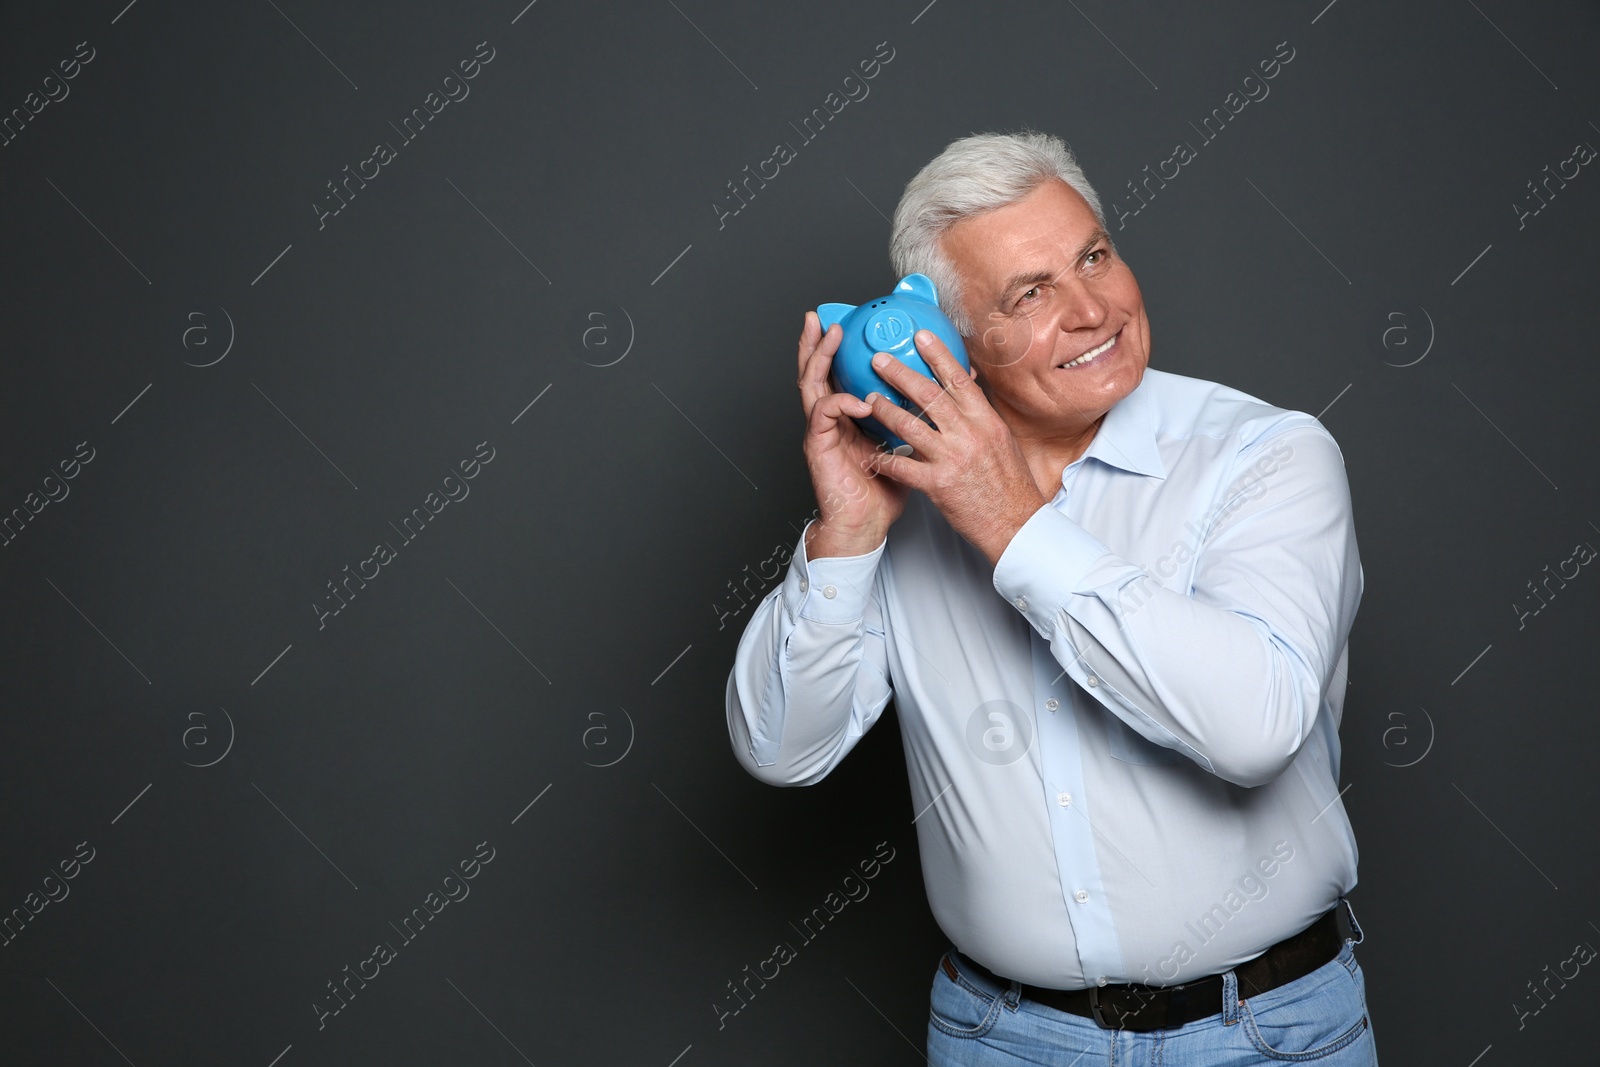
[726,366,1363,989]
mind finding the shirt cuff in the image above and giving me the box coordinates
[992,504,1112,639]
[783,518,886,626]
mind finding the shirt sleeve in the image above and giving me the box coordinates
[725,517,895,786]
[991,420,1363,788]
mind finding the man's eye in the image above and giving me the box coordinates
[1017,286,1039,304]
[1085,249,1105,266]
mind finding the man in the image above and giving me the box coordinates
[725,130,1376,1064]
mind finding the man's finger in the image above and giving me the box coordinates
[912,330,985,414]
[859,439,928,491]
[870,350,949,424]
[799,321,841,401]
[797,311,818,375]
[866,390,940,455]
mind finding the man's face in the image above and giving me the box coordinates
[940,178,1151,437]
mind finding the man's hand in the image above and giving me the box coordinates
[863,330,1047,567]
[797,311,911,558]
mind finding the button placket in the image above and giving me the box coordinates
[1030,627,1127,982]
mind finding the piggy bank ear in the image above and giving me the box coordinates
[895,273,940,306]
[817,303,855,332]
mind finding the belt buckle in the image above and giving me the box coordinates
[1087,986,1117,1029]
[1088,984,1163,1031]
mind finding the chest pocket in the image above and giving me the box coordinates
[1102,706,1187,765]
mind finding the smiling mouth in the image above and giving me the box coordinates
[1057,328,1120,369]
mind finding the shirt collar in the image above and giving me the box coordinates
[1074,370,1167,481]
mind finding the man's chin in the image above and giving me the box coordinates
[1046,363,1145,416]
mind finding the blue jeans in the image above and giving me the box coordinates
[927,939,1378,1065]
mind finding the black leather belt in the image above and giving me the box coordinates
[948,902,1357,1032]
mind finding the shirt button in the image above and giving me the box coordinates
[799,578,808,592]
[1074,889,1089,904]
[1096,976,1109,987]
[1013,596,1028,611]
[822,585,837,599]
[1057,792,1072,807]
[1044,698,1059,712]
[1086,675,1099,687]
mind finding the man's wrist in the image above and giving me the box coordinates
[806,518,888,560]
[975,490,1049,569]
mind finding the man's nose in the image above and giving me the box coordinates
[1056,277,1107,332]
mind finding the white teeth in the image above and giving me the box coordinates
[1061,333,1117,368]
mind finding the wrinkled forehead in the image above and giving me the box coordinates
[945,227,1109,323]
[939,180,1105,295]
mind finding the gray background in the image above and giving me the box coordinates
[1,0,1597,1063]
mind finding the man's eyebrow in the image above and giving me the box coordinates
[994,230,1115,303]
[1074,228,1113,263]
[995,268,1056,303]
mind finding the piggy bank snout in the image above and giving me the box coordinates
[862,307,918,355]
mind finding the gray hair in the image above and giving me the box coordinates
[888,130,1106,337]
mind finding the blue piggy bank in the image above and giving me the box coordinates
[818,272,970,454]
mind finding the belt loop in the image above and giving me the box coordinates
[1004,979,1022,1011]
[1220,969,1241,1025]
[1339,897,1365,946]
